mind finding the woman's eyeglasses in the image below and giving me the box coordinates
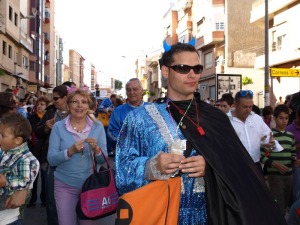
[239,90,253,97]
[69,100,89,105]
[168,64,203,74]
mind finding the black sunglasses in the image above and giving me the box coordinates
[168,64,203,74]
[53,96,62,101]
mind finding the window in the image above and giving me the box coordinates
[14,13,18,26]
[277,35,286,51]
[23,56,29,70]
[30,61,35,71]
[204,52,213,69]
[8,45,12,59]
[2,41,6,55]
[9,6,13,21]
[216,22,224,30]
[197,17,205,34]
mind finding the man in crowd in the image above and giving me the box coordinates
[108,78,149,150]
[228,90,272,175]
[115,41,286,224]
[35,85,69,225]
[98,94,118,156]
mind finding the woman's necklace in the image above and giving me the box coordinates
[170,97,205,136]
[70,121,85,133]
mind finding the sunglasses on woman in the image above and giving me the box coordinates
[168,64,203,74]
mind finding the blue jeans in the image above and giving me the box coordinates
[7,217,22,225]
[45,165,59,225]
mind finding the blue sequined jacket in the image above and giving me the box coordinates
[115,103,207,224]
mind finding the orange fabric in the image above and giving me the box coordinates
[115,177,181,225]
[97,112,110,127]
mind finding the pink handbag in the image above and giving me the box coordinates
[76,149,119,220]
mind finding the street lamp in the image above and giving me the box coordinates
[264,0,270,106]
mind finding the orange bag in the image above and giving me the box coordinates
[115,176,181,225]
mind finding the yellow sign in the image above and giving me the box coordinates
[270,68,300,77]
[27,85,37,93]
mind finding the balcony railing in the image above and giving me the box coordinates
[45,10,50,23]
[44,32,50,44]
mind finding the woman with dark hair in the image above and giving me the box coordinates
[262,105,275,128]
[0,91,18,115]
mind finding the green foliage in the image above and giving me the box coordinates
[144,90,155,96]
[114,79,123,91]
[242,76,253,87]
[0,69,5,76]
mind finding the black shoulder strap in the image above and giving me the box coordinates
[184,140,193,157]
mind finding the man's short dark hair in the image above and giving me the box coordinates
[221,93,234,106]
[234,90,253,103]
[62,81,76,87]
[53,85,68,97]
[159,42,199,68]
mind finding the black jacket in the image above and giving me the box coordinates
[35,104,56,163]
[169,93,287,225]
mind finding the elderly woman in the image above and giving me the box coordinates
[47,89,107,225]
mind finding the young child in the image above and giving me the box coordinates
[260,104,296,215]
[0,112,39,224]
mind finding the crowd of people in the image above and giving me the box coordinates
[0,41,300,225]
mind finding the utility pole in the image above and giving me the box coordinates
[264,0,270,106]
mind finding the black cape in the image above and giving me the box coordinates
[168,93,287,225]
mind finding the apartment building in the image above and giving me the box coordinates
[251,0,300,105]
[43,0,56,89]
[0,0,57,97]
[69,49,85,86]
[137,0,300,107]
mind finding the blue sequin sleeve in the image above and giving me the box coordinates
[115,107,169,195]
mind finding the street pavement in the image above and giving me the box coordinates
[24,204,115,225]
[24,157,116,225]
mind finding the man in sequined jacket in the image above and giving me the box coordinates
[115,41,287,225]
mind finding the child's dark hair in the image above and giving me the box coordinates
[262,106,273,117]
[0,112,32,142]
[273,104,290,118]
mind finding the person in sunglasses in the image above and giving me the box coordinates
[228,90,274,174]
[35,85,69,225]
[115,42,286,224]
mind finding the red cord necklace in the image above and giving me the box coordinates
[169,97,205,136]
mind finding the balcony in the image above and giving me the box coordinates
[255,48,300,69]
[44,51,50,65]
[250,0,298,27]
[44,10,50,23]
